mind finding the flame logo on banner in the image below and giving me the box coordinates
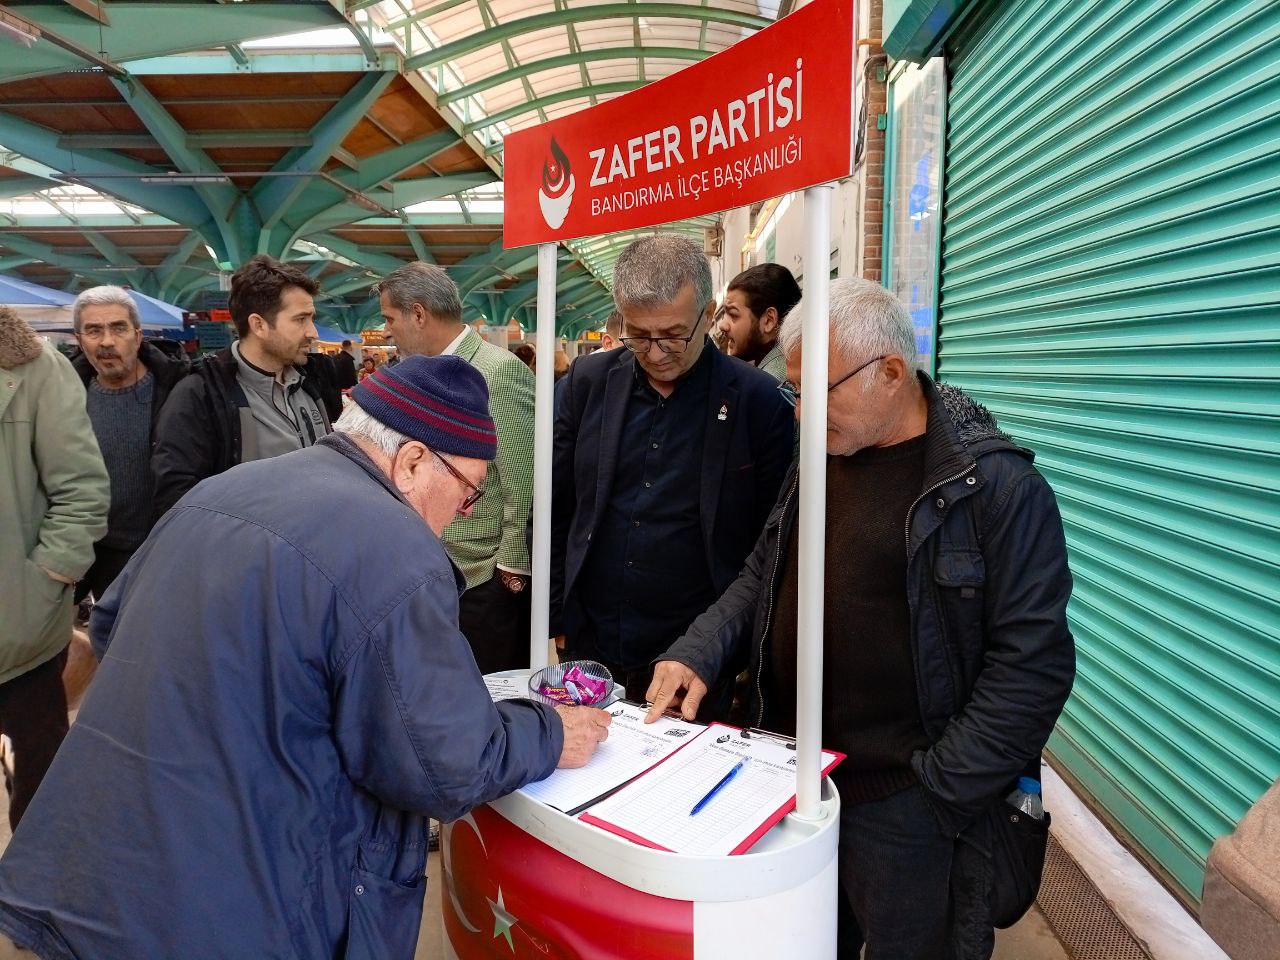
[538,137,575,229]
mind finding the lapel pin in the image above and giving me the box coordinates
[718,403,728,421]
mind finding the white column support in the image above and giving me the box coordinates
[794,183,834,821]
[529,241,558,672]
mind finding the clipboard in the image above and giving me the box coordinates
[517,700,706,815]
[579,722,844,856]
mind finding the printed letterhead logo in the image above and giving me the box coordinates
[538,136,575,229]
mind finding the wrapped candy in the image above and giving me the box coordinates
[536,684,579,705]
[562,666,608,705]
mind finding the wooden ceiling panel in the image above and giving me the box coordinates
[429,144,490,174]
[141,73,358,101]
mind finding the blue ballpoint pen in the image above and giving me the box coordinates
[689,757,749,815]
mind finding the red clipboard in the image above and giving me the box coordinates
[580,722,844,856]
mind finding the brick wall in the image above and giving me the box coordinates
[861,0,887,281]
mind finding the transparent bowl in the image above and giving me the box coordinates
[528,659,620,707]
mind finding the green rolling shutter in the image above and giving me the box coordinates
[935,0,1280,903]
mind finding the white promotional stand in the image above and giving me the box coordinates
[443,1,853,955]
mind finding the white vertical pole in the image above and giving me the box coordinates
[795,183,834,820]
[529,242,558,672]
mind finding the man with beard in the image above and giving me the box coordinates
[716,263,802,383]
[69,286,188,603]
[152,255,330,516]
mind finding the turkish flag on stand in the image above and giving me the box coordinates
[443,804,694,959]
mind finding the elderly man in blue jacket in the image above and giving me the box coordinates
[0,355,610,960]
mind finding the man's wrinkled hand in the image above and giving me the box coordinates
[553,705,611,768]
[644,661,708,723]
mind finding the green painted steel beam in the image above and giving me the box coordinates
[155,232,203,293]
[0,257,36,271]
[385,0,472,30]
[0,174,61,199]
[0,110,214,232]
[7,2,345,67]
[109,74,240,220]
[399,213,434,264]
[83,230,142,270]
[254,71,397,230]
[405,3,771,71]
[328,127,459,193]
[464,81,646,134]
[56,131,315,151]
[436,46,708,106]
[124,50,401,75]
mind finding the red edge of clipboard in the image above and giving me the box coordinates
[578,722,845,856]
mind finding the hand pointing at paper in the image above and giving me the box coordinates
[553,705,612,768]
[644,661,710,723]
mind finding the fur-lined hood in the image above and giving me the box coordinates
[0,308,43,370]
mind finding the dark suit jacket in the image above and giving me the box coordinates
[548,344,795,638]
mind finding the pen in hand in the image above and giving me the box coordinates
[689,757,749,816]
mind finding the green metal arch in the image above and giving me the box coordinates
[405,4,772,72]
[437,46,710,106]
[463,81,646,134]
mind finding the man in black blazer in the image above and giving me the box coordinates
[549,234,795,708]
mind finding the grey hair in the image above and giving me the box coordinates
[779,278,917,372]
[376,261,462,321]
[612,234,713,313]
[333,400,408,457]
[72,285,139,334]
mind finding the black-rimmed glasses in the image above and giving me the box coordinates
[430,449,484,512]
[619,323,703,356]
[778,354,887,408]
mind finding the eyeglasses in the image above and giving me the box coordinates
[619,319,704,356]
[431,449,484,513]
[78,321,135,342]
[778,355,887,409]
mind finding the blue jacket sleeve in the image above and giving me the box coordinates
[333,572,564,821]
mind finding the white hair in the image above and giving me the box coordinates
[779,278,917,374]
[73,285,139,333]
[333,401,409,456]
[612,233,714,312]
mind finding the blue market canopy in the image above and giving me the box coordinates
[313,323,363,345]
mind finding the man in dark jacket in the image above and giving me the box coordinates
[645,279,1075,959]
[69,286,188,602]
[0,356,610,960]
[151,255,331,517]
[335,339,360,387]
[550,234,795,704]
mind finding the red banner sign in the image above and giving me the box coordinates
[503,0,855,248]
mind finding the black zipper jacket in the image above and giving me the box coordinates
[70,340,190,442]
[151,347,329,518]
[660,375,1075,837]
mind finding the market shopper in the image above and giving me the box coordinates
[646,278,1076,959]
[334,339,359,387]
[0,355,609,960]
[0,306,108,831]
[150,255,330,517]
[378,262,536,675]
[550,233,794,705]
[716,263,801,383]
[599,310,623,351]
[69,286,188,603]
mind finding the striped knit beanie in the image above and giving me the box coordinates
[351,354,497,461]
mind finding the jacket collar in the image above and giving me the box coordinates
[918,373,1028,491]
[450,327,483,362]
[315,433,410,507]
[0,311,42,370]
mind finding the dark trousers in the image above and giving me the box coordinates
[0,648,69,830]
[458,572,533,676]
[836,782,991,960]
[73,543,135,605]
